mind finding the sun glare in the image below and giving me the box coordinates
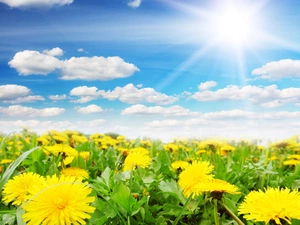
[210,6,257,48]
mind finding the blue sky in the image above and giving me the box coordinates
[0,0,300,141]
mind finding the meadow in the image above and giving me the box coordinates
[0,130,300,225]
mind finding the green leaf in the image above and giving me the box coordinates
[157,150,171,166]
[70,155,86,169]
[0,146,39,192]
[159,180,186,204]
[1,214,16,225]
[111,182,137,214]
[100,167,112,189]
[16,207,26,225]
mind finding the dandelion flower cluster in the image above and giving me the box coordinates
[238,187,300,224]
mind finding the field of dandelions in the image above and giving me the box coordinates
[0,130,300,225]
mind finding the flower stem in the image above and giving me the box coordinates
[213,199,220,225]
[218,200,245,225]
[173,194,192,225]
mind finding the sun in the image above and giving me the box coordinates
[209,4,259,49]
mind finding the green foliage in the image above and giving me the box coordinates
[0,131,300,224]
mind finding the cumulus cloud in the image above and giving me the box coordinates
[75,104,103,114]
[0,105,65,117]
[60,56,139,80]
[121,104,200,116]
[198,81,217,91]
[70,83,178,105]
[3,95,45,104]
[48,94,67,101]
[0,84,31,101]
[252,59,300,79]
[190,83,300,107]
[8,50,62,75]
[43,47,63,57]
[9,49,139,80]
[127,0,142,8]
[0,0,73,8]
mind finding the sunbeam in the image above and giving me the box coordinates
[155,41,218,91]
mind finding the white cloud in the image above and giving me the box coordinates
[70,83,178,105]
[191,84,300,107]
[75,104,103,114]
[142,110,300,141]
[61,56,139,80]
[100,84,178,105]
[0,119,108,135]
[121,104,200,116]
[3,95,45,104]
[0,0,73,8]
[77,48,84,52]
[48,94,67,101]
[8,50,62,75]
[252,59,300,79]
[127,0,142,8]
[77,119,106,128]
[259,100,284,108]
[201,110,300,120]
[69,86,100,103]
[0,84,31,101]
[43,47,63,57]
[9,49,139,80]
[0,105,65,117]
[198,81,217,91]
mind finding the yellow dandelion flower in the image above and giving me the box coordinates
[0,159,13,164]
[72,134,88,143]
[79,151,90,161]
[196,149,207,155]
[43,144,78,157]
[178,161,214,198]
[58,156,75,166]
[61,167,89,180]
[164,143,179,153]
[118,148,130,156]
[140,140,152,147]
[171,161,190,171]
[198,139,225,151]
[257,145,265,151]
[238,187,300,224]
[283,159,300,166]
[287,154,300,160]
[123,151,151,171]
[116,135,126,140]
[269,155,279,161]
[193,179,240,198]
[2,172,45,205]
[22,176,95,225]
[130,147,149,155]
